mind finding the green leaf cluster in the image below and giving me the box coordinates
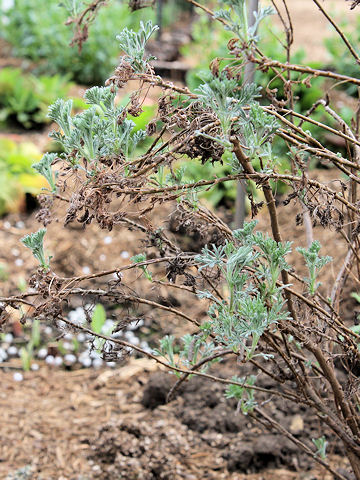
[32,153,58,193]
[21,228,50,271]
[154,333,219,377]
[225,374,257,414]
[297,241,332,296]
[131,253,152,281]
[195,221,291,359]
[48,86,147,165]
[214,0,274,44]
[0,68,71,129]
[116,20,159,73]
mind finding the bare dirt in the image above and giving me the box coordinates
[270,0,356,62]
[0,358,349,480]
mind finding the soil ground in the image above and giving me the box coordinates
[1,2,360,479]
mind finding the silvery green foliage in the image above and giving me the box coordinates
[32,153,58,192]
[48,86,146,165]
[225,374,257,414]
[58,0,82,17]
[131,253,152,281]
[195,221,291,358]
[179,333,219,370]
[195,75,260,138]
[116,20,159,73]
[195,74,278,168]
[21,228,50,271]
[312,436,328,460]
[215,0,274,44]
[297,241,332,295]
[238,103,278,170]
[154,334,219,377]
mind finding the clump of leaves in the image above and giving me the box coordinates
[0,68,71,128]
[116,20,159,73]
[21,229,50,271]
[32,153,58,193]
[225,374,257,414]
[131,253,152,281]
[48,86,147,166]
[297,241,332,296]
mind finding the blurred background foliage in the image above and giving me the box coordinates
[0,138,46,216]
[0,0,187,85]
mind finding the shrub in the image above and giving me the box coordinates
[0,68,72,128]
[3,1,360,478]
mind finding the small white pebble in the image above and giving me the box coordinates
[124,331,136,341]
[102,323,114,335]
[37,348,48,359]
[112,272,123,280]
[11,248,20,256]
[128,319,144,330]
[140,342,152,353]
[54,356,63,366]
[3,221,11,229]
[56,320,66,329]
[7,346,18,356]
[44,326,53,335]
[106,361,116,368]
[62,341,72,350]
[69,307,86,324]
[14,258,24,267]
[77,333,86,342]
[31,363,39,371]
[0,348,7,361]
[15,221,25,229]
[81,357,92,368]
[64,354,77,364]
[103,236,112,245]
[63,333,73,340]
[13,372,23,382]
[99,254,106,261]
[82,266,91,274]
[121,251,130,259]
[93,358,103,368]
[4,333,13,343]
[45,355,55,365]
[90,350,101,359]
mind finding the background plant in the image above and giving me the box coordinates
[0,68,72,128]
[0,138,47,215]
[0,0,187,85]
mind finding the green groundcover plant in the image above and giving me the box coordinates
[0,0,186,85]
[2,1,360,478]
[0,67,72,128]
